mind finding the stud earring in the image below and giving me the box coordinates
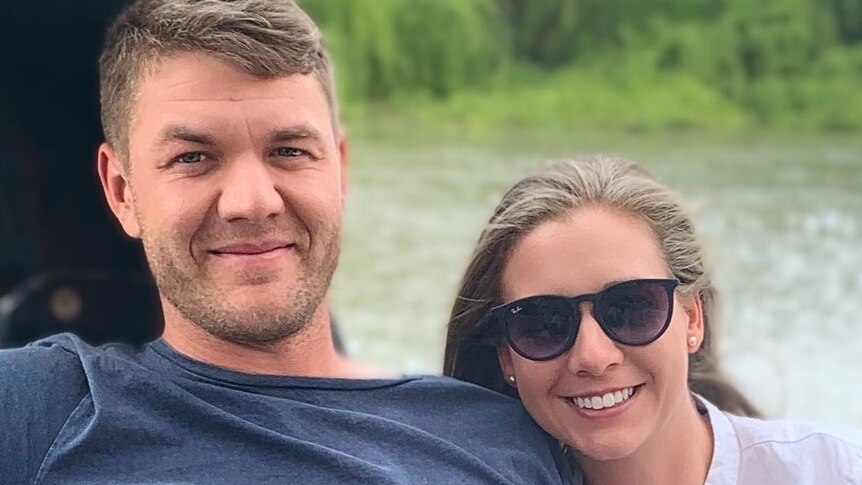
[507,375,516,385]
[688,335,698,348]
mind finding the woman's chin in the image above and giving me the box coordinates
[567,433,642,462]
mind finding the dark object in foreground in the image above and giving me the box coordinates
[0,270,162,348]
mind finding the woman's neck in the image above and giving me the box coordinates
[578,394,714,485]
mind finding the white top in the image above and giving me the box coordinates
[700,397,862,484]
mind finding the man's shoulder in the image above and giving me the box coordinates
[390,376,565,457]
[0,332,96,414]
[0,333,96,482]
[397,375,533,415]
[401,374,510,395]
[368,376,570,483]
[0,332,89,382]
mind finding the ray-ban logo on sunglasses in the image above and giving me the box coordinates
[510,306,523,314]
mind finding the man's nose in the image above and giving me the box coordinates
[216,156,286,222]
[566,303,624,376]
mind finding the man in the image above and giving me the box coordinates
[0,1,569,483]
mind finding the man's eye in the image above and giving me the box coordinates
[275,147,305,157]
[176,152,206,164]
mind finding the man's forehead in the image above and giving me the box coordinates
[139,54,322,102]
[127,53,333,139]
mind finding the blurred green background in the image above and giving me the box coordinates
[298,0,862,425]
[303,0,862,131]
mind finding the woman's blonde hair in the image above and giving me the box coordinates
[443,156,760,417]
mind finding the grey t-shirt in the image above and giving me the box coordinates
[0,333,569,484]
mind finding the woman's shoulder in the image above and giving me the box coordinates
[727,408,862,459]
[727,411,861,451]
[698,396,861,484]
[716,404,862,483]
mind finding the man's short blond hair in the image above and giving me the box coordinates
[99,0,338,164]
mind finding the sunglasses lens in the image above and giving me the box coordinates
[504,297,575,360]
[596,280,672,345]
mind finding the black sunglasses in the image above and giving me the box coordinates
[491,278,679,361]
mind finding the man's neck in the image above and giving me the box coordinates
[579,393,714,485]
[160,298,382,379]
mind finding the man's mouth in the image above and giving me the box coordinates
[209,241,292,256]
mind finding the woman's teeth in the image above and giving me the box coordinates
[573,386,636,410]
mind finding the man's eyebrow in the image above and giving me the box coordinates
[270,125,327,144]
[157,126,218,146]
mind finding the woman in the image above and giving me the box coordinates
[444,156,861,484]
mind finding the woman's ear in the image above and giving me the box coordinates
[683,293,705,353]
[497,345,516,385]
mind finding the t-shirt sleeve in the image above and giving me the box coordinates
[0,343,88,482]
[408,377,574,484]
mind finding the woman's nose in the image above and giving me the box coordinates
[566,303,624,377]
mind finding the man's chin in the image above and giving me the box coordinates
[193,307,309,347]
[216,269,295,287]
[161,287,312,344]
[155,263,331,347]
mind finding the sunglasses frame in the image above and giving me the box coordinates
[491,278,679,361]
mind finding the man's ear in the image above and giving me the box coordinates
[336,132,349,203]
[97,143,141,239]
[683,293,705,354]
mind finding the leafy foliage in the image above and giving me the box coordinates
[301,0,862,130]
[301,0,505,99]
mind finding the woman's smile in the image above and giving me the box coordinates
[565,384,643,420]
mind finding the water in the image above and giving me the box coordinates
[330,128,862,426]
